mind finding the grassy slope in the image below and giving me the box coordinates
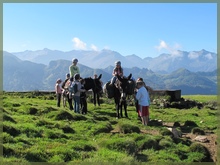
[2,92,218,163]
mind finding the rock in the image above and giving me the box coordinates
[167,127,182,138]
[194,135,209,143]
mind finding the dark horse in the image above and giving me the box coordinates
[83,74,103,106]
[111,73,134,118]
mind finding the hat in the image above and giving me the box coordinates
[72,58,78,63]
[115,61,121,66]
[66,73,70,77]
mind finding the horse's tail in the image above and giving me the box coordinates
[103,82,114,98]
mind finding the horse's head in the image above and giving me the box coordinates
[84,74,103,93]
[116,73,132,99]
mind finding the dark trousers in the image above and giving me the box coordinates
[56,93,61,107]
[67,93,73,110]
[80,97,87,114]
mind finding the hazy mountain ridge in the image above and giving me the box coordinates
[3,51,217,94]
[11,48,217,73]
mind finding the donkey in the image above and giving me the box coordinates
[112,73,134,118]
[83,74,103,106]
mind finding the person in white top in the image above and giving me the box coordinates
[135,80,150,125]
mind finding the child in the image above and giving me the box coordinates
[135,80,150,125]
[110,61,123,85]
[70,73,86,113]
[55,78,63,107]
[61,73,73,110]
[80,79,87,114]
[69,58,80,77]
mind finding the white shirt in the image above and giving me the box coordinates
[136,86,150,106]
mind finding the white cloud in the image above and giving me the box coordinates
[155,40,182,57]
[188,52,199,59]
[72,37,87,50]
[91,44,98,51]
[205,53,213,60]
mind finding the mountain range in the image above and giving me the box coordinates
[11,48,217,73]
[3,49,217,95]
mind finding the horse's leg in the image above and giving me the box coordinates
[93,92,96,106]
[97,93,100,106]
[120,101,123,118]
[124,100,128,118]
[115,99,119,118]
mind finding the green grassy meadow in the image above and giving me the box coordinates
[2,92,218,163]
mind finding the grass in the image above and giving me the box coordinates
[2,92,218,163]
[182,95,217,103]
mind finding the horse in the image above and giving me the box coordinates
[104,73,135,118]
[83,74,103,106]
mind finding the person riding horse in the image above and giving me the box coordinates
[110,61,123,85]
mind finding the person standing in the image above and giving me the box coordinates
[70,73,86,113]
[61,73,73,110]
[135,80,150,125]
[55,78,63,107]
[69,58,80,77]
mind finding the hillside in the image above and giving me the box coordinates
[2,92,218,163]
[3,51,217,94]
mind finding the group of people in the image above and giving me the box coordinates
[55,58,151,125]
[55,58,88,114]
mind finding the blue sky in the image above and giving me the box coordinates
[3,3,217,58]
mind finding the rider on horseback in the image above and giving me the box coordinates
[110,61,123,85]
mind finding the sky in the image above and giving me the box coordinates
[3,3,217,58]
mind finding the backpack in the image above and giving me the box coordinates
[69,82,78,95]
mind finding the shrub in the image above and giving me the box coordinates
[137,138,159,150]
[45,130,68,139]
[101,138,138,155]
[71,141,97,152]
[3,124,20,137]
[2,133,15,143]
[28,107,38,115]
[12,103,21,107]
[189,143,210,161]
[191,127,205,135]
[24,151,48,162]
[93,115,109,121]
[72,114,87,121]
[118,123,140,134]
[92,122,113,135]
[61,125,75,134]
[173,121,181,127]
[159,138,174,149]
[184,120,198,127]
[3,114,16,123]
[55,111,74,120]
[3,145,15,157]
